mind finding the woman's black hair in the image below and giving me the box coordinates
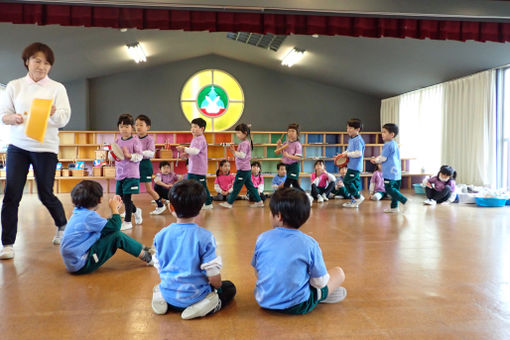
[235,123,253,150]
[216,159,230,176]
[71,180,103,209]
[270,188,310,229]
[438,165,457,181]
[169,180,206,218]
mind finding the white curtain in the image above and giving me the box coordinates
[398,84,444,174]
[442,70,497,186]
[380,96,400,133]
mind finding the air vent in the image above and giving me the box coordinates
[226,32,286,52]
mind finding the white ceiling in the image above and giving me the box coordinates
[1,18,510,98]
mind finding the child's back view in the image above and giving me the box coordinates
[152,180,236,319]
[251,188,347,314]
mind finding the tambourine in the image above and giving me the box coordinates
[334,154,349,167]
[108,142,125,161]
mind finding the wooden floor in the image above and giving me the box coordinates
[1,191,510,340]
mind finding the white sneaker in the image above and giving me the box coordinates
[134,208,143,224]
[343,199,356,208]
[322,193,329,201]
[320,287,347,304]
[0,245,14,260]
[240,195,249,200]
[424,199,436,206]
[440,201,450,206]
[384,207,400,213]
[250,201,264,208]
[181,291,220,320]
[352,195,365,207]
[120,212,126,218]
[317,195,324,203]
[328,193,336,199]
[202,204,214,210]
[219,202,232,209]
[152,285,168,315]
[150,205,166,215]
[52,229,64,245]
[121,221,133,230]
[371,193,383,201]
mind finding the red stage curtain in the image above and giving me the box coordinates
[1,2,510,43]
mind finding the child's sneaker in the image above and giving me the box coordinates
[320,287,347,304]
[440,201,450,206]
[134,208,143,224]
[250,201,264,208]
[52,229,64,245]
[181,291,220,320]
[424,199,436,206]
[317,195,324,203]
[321,193,329,201]
[150,205,166,215]
[120,212,126,218]
[219,202,232,209]
[121,221,133,230]
[384,207,400,213]
[152,285,168,315]
[352,194,365,207]
[343,199,356,208]
[0,245,14,260]
[202,204,214,210]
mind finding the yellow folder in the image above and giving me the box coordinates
[25,98,53,143]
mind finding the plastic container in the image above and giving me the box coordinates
[475,197,507,207]
[413,183,425,194]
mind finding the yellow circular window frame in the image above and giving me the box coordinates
[180,69,245,132]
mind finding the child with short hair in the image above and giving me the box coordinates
[220,123,264,208]
[310,160,336,203]
[151,180,236,319]
[176,118,213,209]
[109,113,143,230]
[371,123,408,213]
[275,123,304,191]
[368,163,386,201]
[135,114,166,215]
[330,166,351,199]
[252,188,347,314]
[213,160,235,201]
[341,118,366,208]
[272,162,287,192]
[60,180,153,274]
[246,161,266,202]
[423,165,457,205]
[153,161,179,204]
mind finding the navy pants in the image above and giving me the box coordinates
[1,145,67,245]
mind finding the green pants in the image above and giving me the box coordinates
[187,173,213,205]
[384,179,408,209]
[332,186,351,199]
[343,169,361,199]
[75,215,143,274]
[227,170,261,204]
[275,285,329,315]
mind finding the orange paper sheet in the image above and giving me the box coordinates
[25,98,53,143]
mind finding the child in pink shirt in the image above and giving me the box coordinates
[213,160,235,201]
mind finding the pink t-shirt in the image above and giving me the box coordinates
[215,173,235,191]
[188,134,208,176]
[138,134,155,159]
[115,136,142,180]
[235,140,251,171]
[311,172,334,188]
[281,140,302,165]
[251,174,263,187]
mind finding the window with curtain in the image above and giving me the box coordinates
[501,69,510,190]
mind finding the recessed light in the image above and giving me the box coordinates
[120,28,128,33]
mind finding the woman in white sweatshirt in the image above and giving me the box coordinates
[0,42,71,260]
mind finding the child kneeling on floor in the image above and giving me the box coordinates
[60,180,154,274]
[151,179,236,319]
[251,188,347,314]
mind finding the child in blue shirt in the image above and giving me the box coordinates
[371,123,408,213]
[341,118,366,208]
[60,180,153,274]
[272,162,287,191]
[251,188,347,314]
[151,179,236,319]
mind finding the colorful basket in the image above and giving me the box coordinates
[475,197,507,207]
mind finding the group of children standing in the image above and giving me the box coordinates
[56,114,458,320]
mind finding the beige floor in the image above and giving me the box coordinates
[1,191,509,339]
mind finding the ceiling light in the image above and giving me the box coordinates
[312,34,319,38]
[281,48,305,67]
[126,42,146,63]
